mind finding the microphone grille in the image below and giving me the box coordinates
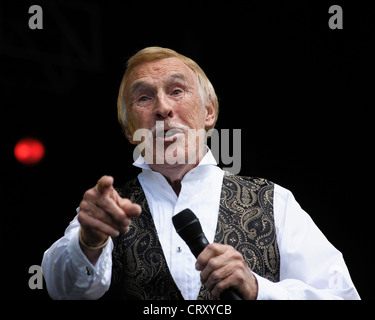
[172,208,203,242]
[172,208,196,231]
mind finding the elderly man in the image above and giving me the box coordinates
[42,47,360,300]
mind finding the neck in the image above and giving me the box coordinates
[148,147,206,196]
[149,162,197,196]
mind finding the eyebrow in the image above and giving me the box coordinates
[130,73,189,95]
[129,80,149,96]
[170,73,188,82]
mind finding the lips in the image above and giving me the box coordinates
[154,128,184,142]
[164,129,183,137]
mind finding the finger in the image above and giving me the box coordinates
[210,267,251,300]
[79,209,120,238]
[203,250,252,299]
[80,205,131,236]
[80,198,118,227]
[118,198,142,218]
[196,243,227,271]
[86,198,133,234]
[96,175,114,195]
[204,262,232,291]
[95,193,127,223]
[81,189,136,232]
[210,274,236,300]
[200,255,224,284]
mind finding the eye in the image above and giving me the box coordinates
[139,96,150,102]
[171,89,182,95]
[135,95,152,107]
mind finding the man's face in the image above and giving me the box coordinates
[125,58,215,165]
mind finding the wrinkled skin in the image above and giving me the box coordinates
[78,57,258,300]
[125,57,215,188]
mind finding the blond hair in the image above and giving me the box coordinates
[117,47,219,134]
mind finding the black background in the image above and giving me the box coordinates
[1,0,374,300]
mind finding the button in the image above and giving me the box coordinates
[85,266,92,276]
[177,247,182,252]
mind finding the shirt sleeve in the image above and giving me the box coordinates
[41,212,113,300]
[255,184,360,300]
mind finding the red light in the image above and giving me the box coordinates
[14,138,45,165]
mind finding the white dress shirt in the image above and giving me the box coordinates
[41,150,360,300]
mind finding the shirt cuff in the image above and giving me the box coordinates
[67,230,113,299]
[254,273,289,300]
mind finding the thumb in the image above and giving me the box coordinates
[118,198,142,218]
[96,175,114,195]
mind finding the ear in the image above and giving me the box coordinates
[125,125,137,145]
[204,100,216,129]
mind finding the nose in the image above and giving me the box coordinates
[154,92,173,119]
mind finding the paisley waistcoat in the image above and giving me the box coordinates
[102,174,280,300]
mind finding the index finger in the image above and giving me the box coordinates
[96,175,114,195]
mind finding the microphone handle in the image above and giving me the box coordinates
[189,236,209,258]
[220,288,242,300]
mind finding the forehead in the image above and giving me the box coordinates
[128,57,197,86]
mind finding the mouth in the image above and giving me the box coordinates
[164,129,183,138]
[155,128,184,142]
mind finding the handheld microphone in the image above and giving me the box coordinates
[172,208,242,300]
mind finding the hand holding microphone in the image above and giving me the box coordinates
[173,209,259,300]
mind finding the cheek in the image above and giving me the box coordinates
[128,107,152,132]
[180,95,206,127]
